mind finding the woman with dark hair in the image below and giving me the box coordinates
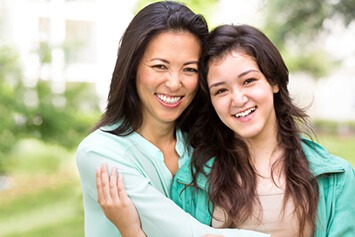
[172,24,355,236]
[76,2,269,237]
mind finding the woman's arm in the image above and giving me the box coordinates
[96,164,146,237]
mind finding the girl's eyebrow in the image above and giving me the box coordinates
[209,81,225,90]
[238,69,259,78]
[209,69,259,89]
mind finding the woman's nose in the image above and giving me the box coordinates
[165,72,182,91]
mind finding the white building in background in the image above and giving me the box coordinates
[2,0,137,108]
[2,0,355,122]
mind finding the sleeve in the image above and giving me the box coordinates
[327,163,355,236]
[76,143,121,237]
[76,139,270,237]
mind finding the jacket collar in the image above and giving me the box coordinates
[301,138,346,176]
[174,158,213,190]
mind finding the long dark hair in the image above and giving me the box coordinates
[189,24,318,235]
[95,1,208,135]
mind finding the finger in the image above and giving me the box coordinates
[96,167,104,203]
[100,163,112,203]
[109,166,120,203]
[116,173,129,203]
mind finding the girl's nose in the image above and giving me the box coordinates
[231,90,248,107]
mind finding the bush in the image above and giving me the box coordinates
[0,45,101,172]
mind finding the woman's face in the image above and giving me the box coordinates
[207,51,279,142]
[136,31,201,127]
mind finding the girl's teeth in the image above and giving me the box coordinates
[235,107,256,118]
[157,94,181,104]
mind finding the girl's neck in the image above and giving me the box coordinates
[246,132,284,178]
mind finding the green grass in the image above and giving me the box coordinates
[0,183,84,237]
[316,134,355,167]
[0,135,353,237]
[0,139,84,237]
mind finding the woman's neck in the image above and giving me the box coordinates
[136,120,176,149]
[137,121,179,175]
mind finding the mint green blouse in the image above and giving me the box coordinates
[76,123,269,237]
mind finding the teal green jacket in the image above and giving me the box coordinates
[171,138,355,236]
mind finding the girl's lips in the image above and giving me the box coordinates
[234,107,256,118]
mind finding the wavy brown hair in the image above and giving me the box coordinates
[189,24,319,236]
[95,1,208,135]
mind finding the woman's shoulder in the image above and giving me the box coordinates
[77,123,137,158]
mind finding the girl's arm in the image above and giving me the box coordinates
[325,163,355,236]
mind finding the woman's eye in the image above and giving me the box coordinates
[183,67,198,73]
[152,65,167,70]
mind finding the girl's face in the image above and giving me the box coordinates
[207,51,279,143]
[136,31,201,127]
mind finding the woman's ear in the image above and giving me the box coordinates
[272,84,279,93]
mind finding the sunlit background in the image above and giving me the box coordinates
[1,0,354,236]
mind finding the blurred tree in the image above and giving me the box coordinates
[19,80,101,150]
[263,0,354,77]
[264,0,354,44]
[0,45,24,170]
[0,43,101,172]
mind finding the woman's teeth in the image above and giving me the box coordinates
[235,107,256,118]
[157,94,181,104]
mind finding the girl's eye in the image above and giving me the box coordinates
[183,67,198,73]
[244,78,256,85]
[215,88,227,95]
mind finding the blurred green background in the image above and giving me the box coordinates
[1,0,355,236]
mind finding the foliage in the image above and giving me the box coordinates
[281,48,339,78]
[0,44,101,172]
[263,0,355,77]
[264,0,355,45]
[313,119,355,135]
[22,81,99,149]
[12,80,101,150]
[0,45,24,167]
